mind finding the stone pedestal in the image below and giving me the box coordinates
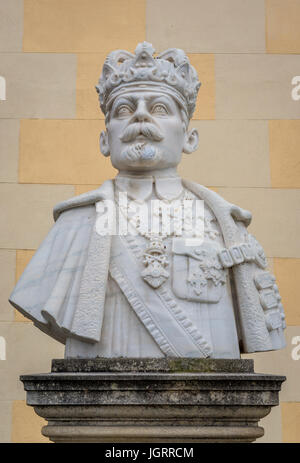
[20,358,285,443]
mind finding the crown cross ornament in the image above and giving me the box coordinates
[96,41,201,121]
[134,42,156,67]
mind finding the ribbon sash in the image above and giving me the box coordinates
[109,235,212,358]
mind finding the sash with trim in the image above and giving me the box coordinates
[109,233,212,358]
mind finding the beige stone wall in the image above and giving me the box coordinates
[0,0,299,442]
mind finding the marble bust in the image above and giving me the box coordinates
[9,42,286,359]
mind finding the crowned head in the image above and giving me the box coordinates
[96,42,201,173]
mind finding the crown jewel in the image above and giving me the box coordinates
[96,42,201,119]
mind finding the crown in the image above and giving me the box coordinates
[96,42,201,120]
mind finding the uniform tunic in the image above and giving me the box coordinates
[65,175,240,358]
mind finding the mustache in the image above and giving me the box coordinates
[119,123,164,143]
[121,143,161,162]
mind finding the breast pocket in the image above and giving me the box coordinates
[172,238,227,303]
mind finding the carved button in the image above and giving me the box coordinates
[259,289,278,310]
[194,248,202,256]
[265,311,282,331]
[219,249,234,268]
[240,243,255,261]
[229,246,244,264]
[254,272,276,290]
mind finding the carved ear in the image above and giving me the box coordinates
[183,128,199,154]
[100,131,110,157]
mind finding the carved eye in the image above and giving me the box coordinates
[151,104,168,115]
[116,105,133,116]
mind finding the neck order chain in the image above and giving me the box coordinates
[115,186,204,288]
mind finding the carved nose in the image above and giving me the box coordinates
[133,101,152,123]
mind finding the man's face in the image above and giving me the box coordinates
[103,90,188,172]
